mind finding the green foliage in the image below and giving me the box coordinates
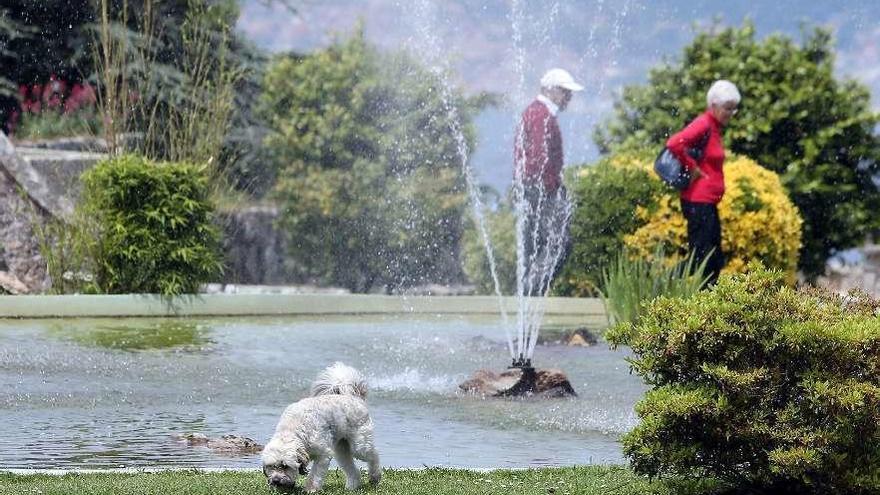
[218,39,275,196]
[15,107,102,141]
[461,203,517,295]
[261,30,491,292]
[139,0,242,168]
[93,0,243,174]
[553,152,666,296]
[0,8,31,99]
[2,0,257,193]
[596,22,880,277]
[31,213,100,295]
[599,247,709,325]
[0,1,91,128]
[81,154,223,295]
[608,266,880,493]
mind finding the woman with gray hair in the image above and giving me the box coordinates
[666,79,741,286]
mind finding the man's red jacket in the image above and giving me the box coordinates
[514,99,563,193]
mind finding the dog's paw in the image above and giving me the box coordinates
[344,479,362,490]
[369,472,381,485]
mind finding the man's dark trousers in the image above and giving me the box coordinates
[521,183,570,296]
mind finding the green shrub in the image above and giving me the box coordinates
[15,107,102,141]
[607,266,880,493]
[553,151,665,296]
[460,204,516,295]
[556,150,802,296]
[599,247,709,325]
[82,154,223,295]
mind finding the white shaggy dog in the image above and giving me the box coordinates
[261,363,381,492]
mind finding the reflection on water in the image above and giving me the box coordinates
[0,315,645,469]
[51,321,212,351]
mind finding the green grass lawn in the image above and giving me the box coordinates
[0,466,712,495]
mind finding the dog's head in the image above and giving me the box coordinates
[261,439,309,491]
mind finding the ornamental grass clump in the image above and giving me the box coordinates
[599,247,709,325]
[607,266,880,493]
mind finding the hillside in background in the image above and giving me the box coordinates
[236,0,880,193]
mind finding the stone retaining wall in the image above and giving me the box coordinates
[0,164,50,292]
[218,205,293,285]
[0,133,60,292]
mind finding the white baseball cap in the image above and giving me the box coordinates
[540,68,584,91]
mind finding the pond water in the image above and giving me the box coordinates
[0,314,645,469]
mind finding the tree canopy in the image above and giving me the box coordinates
[596,22,880,277]
[0,0,94,128]
[261,31,493,292]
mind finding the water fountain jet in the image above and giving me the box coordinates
[407,1,577,398]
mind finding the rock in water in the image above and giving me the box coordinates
[173,433,263,455]
[459,368,576,398]
[566,327,598,347]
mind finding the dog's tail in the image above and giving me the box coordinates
[310,362,368,400]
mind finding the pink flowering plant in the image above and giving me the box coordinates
[12,74,102,140]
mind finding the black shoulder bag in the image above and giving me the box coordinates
[654,130,710,190]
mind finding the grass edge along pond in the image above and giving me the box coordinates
[0,466,719,495]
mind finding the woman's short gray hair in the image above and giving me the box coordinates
[706,80,741,107]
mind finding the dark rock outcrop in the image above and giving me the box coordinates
[0,137,51,292]
[564,327,599,347]
[0,132,107,292]
[536,327,600,347]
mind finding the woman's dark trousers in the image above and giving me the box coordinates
[681,199,725,286]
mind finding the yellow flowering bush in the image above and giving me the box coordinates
[624,154,803,279]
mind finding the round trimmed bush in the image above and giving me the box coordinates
[608,266,880,493]
[82,154,223,295]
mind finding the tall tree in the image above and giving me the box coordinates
[596,23,880,277]
[261,31,492,292]
[0,0,94,130]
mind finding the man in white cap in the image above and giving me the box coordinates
[514,68,583,296]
